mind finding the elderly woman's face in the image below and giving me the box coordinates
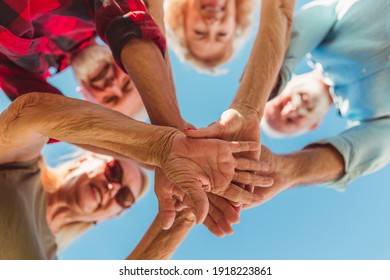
[184,0,236,62]
[60,157,145,222]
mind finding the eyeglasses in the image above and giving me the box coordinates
[104,160,135,209]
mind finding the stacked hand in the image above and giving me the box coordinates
[183,108,266,230]
[243,145,291,209]
[156,132,272,231]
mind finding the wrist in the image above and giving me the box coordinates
[274,153,298,190]
[229,103,262,123]
[150,127,181,167]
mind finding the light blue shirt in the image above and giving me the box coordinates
[278,0,390,189]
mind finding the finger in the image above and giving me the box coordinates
[173,185,185,200]
[157,198,177,230]
[215,183,258,205]
[180,183,209,224]
[235,158,270,172]
[203,216,225,238]
[230,141,260,153]
[154,179,177,229]
[208,193,240,224]
[184,122,222,139]
[229,182,245,207]
[233,171,274,187]
[208,201,234,235]
[174,193,195,211]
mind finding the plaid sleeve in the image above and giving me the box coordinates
[0,54,62,101]
[86,0,166,70]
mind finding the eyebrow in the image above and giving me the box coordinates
[90,63,110,83]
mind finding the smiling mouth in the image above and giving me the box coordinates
[201,5,224,12]
[91,184,103,208]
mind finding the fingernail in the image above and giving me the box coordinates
[263,178,274,186]
[184,128,197,131]
[231,201,241,207]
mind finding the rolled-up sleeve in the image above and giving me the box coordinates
[313,117,390,191]
[274,0,338,96]
[86,0,166,69]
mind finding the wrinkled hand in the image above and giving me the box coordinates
[243,146,290,209]
[171,191,241,237]
[158,133,271,229]
[184,108,261,145]
[154,168,183,229]
[185,108,263,198]
[203,193,241,237]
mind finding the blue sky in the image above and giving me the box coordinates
[1,0,390,260]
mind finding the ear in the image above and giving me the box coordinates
[77,82,94,102]
[76,86,86,96]
[309,121,321,131]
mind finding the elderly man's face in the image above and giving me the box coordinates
[264,75,332,136]
[80,61,145,117]
[184,0,236,63]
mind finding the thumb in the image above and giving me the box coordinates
[184,122,222,139]
[157,196,177,230]
[180,183,209,224]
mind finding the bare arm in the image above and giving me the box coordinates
[279,145,344,187]
[142,0,179,113]
[127,210,195,260]
[185,0,296,140]
[246,145,344,208]
[0,92,261,224]
[231,0,295,117]
[0,92,177,165]
[120,40,183,129]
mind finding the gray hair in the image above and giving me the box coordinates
[70,44,113,83]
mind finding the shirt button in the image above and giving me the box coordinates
[362,68,367,73]
[49,67,57,75]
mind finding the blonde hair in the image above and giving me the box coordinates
[165,0,256,73]
[41,152,150,251]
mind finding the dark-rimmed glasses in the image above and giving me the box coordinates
[104,160,135,209]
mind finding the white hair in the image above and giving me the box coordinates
[70,44,113,83]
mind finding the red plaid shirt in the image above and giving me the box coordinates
[0,0,166,100]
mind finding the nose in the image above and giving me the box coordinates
[106,181,121,198]
[204,15,219,25]
[107,81,123,97]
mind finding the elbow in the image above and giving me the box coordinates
[0,93,40,144]
[13,91,50,107]
[4,92,48,129]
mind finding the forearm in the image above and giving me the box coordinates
[231,0,295,117]
[127,211,195,260]
[120,40,184,129]
[4,92,179,166]
[279,144,344,188]
[144,0,177,98]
